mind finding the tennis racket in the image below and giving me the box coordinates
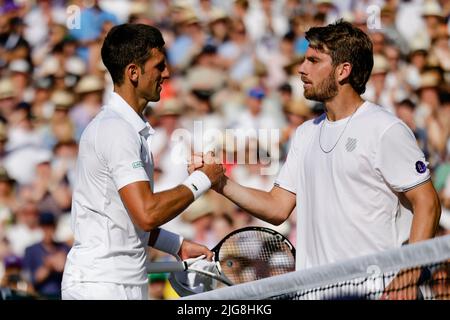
[148,226,296,294]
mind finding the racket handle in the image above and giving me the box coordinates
[147,261,186,273]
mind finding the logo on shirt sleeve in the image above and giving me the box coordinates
[132,161,144,169]
[415,161,427,174]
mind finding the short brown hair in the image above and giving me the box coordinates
[305,20,373,94]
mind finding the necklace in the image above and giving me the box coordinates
[319,107,358,154]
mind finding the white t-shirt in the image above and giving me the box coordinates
[275,101,430,271]
[62,92,155,286]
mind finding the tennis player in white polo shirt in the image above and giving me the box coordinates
[209,21,441,299]
[61,24,224,300]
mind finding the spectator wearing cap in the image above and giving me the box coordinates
[69,75,105,141]
[8,59,33,102]
[23,211,69,299]
[281,99,312,153]
[206,8,230,47]
[421,0,446,44]
[363,54,395,113]
[40,90,76,150]
[230,86,279,145]
[151,99,189,193]
[416,71,449,170]
[217,19,254,82]
[168,7,206,73]
[0,77,17,121]
[380,6,410,56]
[148,272,168,300]
[181,195,216,248]
[0,254,35,295]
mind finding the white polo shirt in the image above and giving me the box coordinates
[275,101,431,271]
[62,92,155,286]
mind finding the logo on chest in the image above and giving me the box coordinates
[345,137,357,152]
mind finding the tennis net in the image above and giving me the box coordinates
[183,234,450,300]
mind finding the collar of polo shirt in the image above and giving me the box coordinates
[106,92,155,138]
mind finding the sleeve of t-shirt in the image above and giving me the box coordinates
[375,121,430,192]
[274,127,302,194]
[98,120,150,190]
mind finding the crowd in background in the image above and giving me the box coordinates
[0,0,450,299]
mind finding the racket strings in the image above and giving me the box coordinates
[217,230,295,286]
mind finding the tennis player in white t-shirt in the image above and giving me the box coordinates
[61,24,224,300]
[210,21,441,299]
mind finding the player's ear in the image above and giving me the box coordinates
[337,62,352,83]
[126,63,139,83]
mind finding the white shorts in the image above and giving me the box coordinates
[61,281,148,300]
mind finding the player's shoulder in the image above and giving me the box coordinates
[360,101,399,123]
[97,108,136,135]
[357,101,402,131]
[294,113,326,136]
[81,107,137,143]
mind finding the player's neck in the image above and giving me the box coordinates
[114,85,147,115]
[323,90,364,122]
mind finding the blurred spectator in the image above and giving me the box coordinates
[168,7,206,73]
[0,121,10,160]
[68,0,119,64]
[395,99,429,160]
[23,0,67,48]
[5,201,43,257]
[210,212,234,244]
[0,0,449,299]
[41,90,76,149]
[364,54,394,112]
[152,99,189,192]
[280,98,312,153]
[0,254,34,295]
[217,18,254,82]
[8,59,33,102]
[0,77,17,121]
[27,156,72,217]
[23,212,69,299]
[181,195,215,248]
[70,74,105,140]
[0,166,18,231]
[232,86,273,131]
[148,272,168,300]
[0,16,31,68]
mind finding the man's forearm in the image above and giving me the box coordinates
[220,177,289,225]
[408,193,441,244]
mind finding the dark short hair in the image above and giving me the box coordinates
[396,99,416,110]
[101,24,165,85]
[305,20,373,94]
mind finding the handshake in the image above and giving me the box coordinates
[188,151,226,191]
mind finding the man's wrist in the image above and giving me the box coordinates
[182,170,211,200]
[152,229,184,256]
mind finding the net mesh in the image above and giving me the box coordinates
[184,235,450,300]
[216,229,295,286]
